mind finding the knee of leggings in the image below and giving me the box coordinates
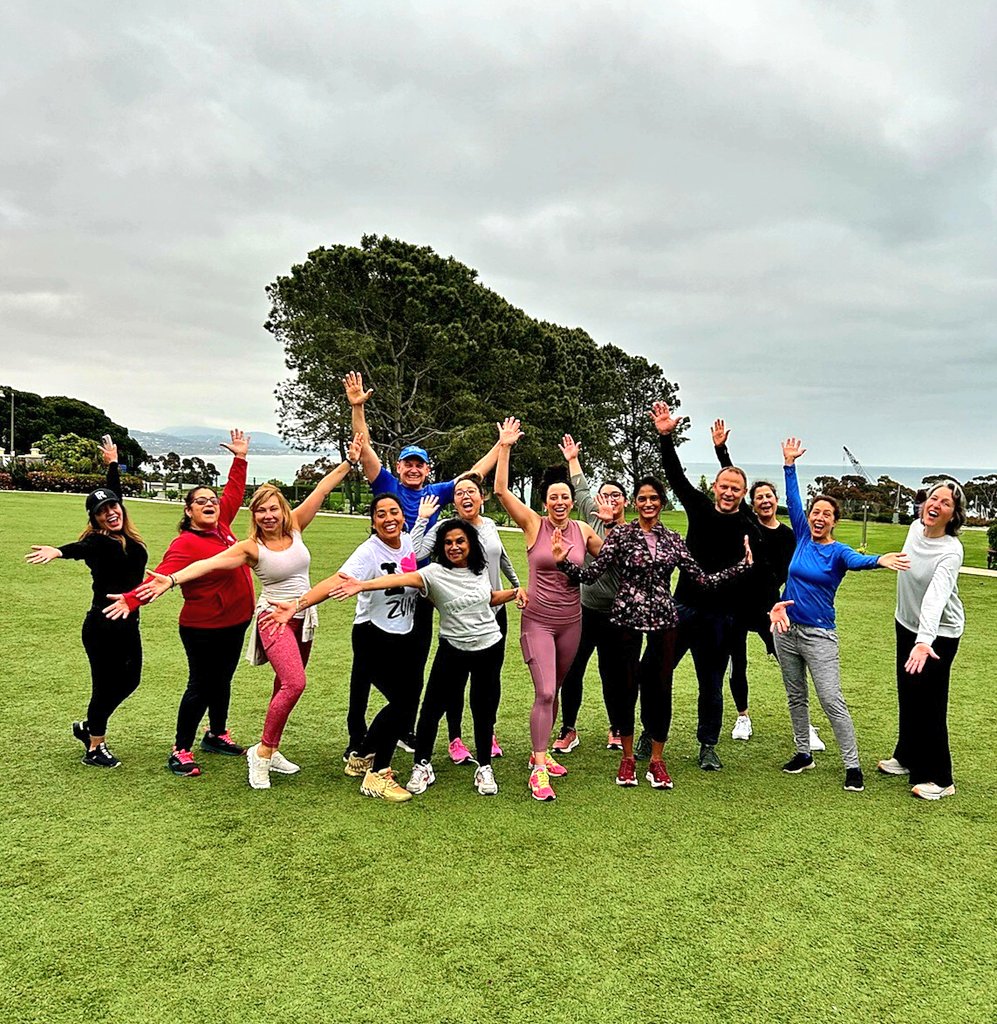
[534,687,556,710]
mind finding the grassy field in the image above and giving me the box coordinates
[2,492,995,1024]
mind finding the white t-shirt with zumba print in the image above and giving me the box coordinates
[340,534,420,634]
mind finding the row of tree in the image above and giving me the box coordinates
[265,234,685,497]
[145,453,221,488]
[808,472,997,522]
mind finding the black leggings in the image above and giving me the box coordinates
[727,611,776,713]
[418,637,503,766]
[176,620,249,751]
[445,605,507,741]
[893,620,959,788]
[81,612,143,735]
[559,605,624,731]
[609,627,677,742]
[399,595,436,736]
[350,622,419,771]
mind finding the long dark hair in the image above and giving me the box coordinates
[432,519,486,575]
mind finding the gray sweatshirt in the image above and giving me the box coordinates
[571,470,622,613]
[895,520,965,644]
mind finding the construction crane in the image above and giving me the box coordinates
[843,446,902,540]
[842,446,873,484]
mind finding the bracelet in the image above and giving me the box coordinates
[346,457,360,469]
[295,596,304,612]
[169,574,177,589]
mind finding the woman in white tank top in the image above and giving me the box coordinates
[136,435,363,789]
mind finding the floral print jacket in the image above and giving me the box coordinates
[557,521,749,632]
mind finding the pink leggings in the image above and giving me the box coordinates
[257,615,312,748]
[520,616,582,751]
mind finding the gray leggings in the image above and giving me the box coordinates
[773,623,859,769]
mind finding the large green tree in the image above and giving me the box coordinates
[266,234,682,497]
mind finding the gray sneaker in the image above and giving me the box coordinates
[474,764,499,796]
[406,760,436,795]
[698,744,722,771]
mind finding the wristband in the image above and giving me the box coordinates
[169,574,177,589]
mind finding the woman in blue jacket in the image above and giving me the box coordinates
[770,437,908,793]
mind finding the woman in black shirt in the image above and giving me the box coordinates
[25,437,147,768]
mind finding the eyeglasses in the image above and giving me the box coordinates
[190,496,220,507]
[600,491,625,500]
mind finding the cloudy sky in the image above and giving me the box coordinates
[3,1,995,468]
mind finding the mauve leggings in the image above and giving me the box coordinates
[520,616,582,751]
[256,615,312,748]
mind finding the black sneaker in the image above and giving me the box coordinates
[698,744,723,771]
[82,742,121,768]
[634,731,652,761]
[396,732,417,754]
[782,752,815,774]
[167,749,202,777]
[844,768,865,792]
[72,721,91,751]
[200,730,245,756]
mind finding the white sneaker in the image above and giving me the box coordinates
[731,714,752,741]
[406,760,436,795]
[877,757,909,776]
[474,764,499,796]
[247,744,271,790]
[911,782,955,801]
[269,750,300,775]
[809,725,826,752]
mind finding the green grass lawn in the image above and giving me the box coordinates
[3,492,995,1024]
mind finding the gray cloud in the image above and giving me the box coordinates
[2,0,995,468]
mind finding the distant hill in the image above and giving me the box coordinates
[133,427,316,456]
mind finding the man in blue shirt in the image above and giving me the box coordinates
[343,371,504,751]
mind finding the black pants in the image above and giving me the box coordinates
[673,603,735,747]
[350,622,419,771]
[559,605,624,732]
[893,620,959,788]
[445,604,507,741]
[81,612,143,735]
[418,637,503,766]
[399,595,436,736]
[727,610,776,714]
[176,620,250,751]
[610,627,677,741]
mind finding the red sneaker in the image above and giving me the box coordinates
[616,755,638,787]
[646,758,674,790]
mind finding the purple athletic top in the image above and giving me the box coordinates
[523,517,585,626]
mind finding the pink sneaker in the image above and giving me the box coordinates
[529,753,567,777]
[552,727,579,754]
[491,734,503,758]
[606,729,623,751]
[448,737,472,765]
[646,758,674,789]
[529,766,556,801]
[616,755,638,786]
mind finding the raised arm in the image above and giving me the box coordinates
[493,418,540,539]
[343,372,382,483]
[467,438,502,481]
[217,430,250,527]
[712,419,733,471]
[651,402,701,510]
[781,438,809,540]
[100,435,122,498]
[409,499,441,559]
[292,433,362,532]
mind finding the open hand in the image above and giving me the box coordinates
[781,437,806,465]
[558,434,581,463]
[220,429,250,458]
[103,595,132,620]
[497,417,524,447]
[343,371,373,407]
[905,643,939,674]
[418,494,440,520]
[551,527,573,564]
[769,600,794,634]
[135,571,174,603]
[711,419,730,446]
[878,552,910,572]
[650,402,685,436]
[25,545,61,564]
[100,435,118,465]
[347,432,364,464]
[594,492,616,523]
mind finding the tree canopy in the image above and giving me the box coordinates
[266,234,683,495]
[1,386,149,470]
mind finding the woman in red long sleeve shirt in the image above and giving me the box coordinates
[106,430,255,777]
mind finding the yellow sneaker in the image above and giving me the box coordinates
[360,767,412,802]
[344,751,374,777]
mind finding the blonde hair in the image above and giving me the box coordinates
[248,484,294,544]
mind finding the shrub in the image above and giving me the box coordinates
[24,470,145,496]
[0,471,12,490]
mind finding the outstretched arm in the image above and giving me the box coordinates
[493,418,540,539]
[293,434,362,532]
[100,435,122,498]
[781,439,809,539]
[712,419,733,471]
[133,541,258,602]
[343,371,382,483]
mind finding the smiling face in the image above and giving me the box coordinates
[453,479,483,521]
[634,485,663,526]
[186,488,221,530]
[808,499,838,543]
[396,456,430,490]
[371,497,404,546]
[751,484,778,524]
[95,502,123,533]
[441,526,471,568]
[921,485,956,536]
[713,469,747,514]
[544,483,574,524]
[252,496,284,535]
[598,483,628,521]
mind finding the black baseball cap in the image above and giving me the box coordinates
[86,488,120,515]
